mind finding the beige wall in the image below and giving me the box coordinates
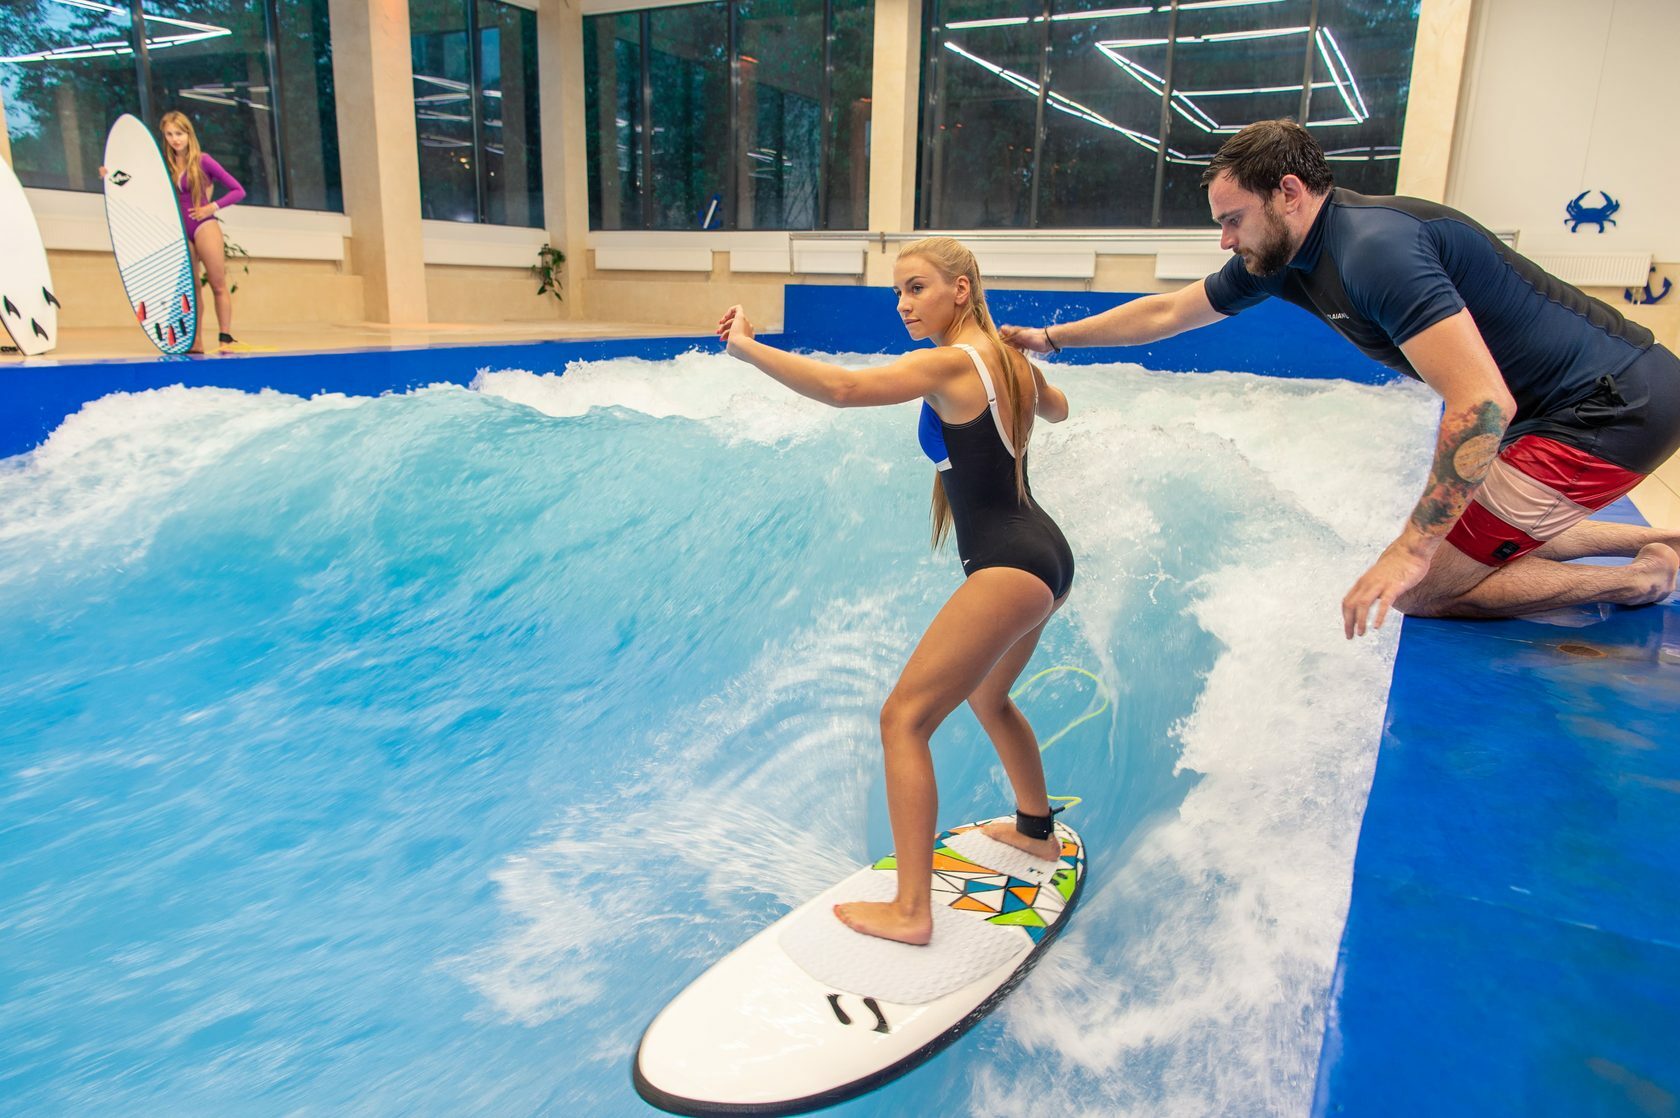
[426,265,565,324]
[581,254,794,330]
[46,250,365,330]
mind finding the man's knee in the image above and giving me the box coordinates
[1394,545,1491,616]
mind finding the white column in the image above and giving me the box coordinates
[537,0,591,320]
[1394,0,1475,203]
[327,0,429,323]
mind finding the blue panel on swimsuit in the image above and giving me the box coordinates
[918,401,951,471]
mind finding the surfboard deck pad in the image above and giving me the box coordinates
[633,817,1086,1116]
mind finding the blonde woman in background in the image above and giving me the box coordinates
[716,237,1075,946]
[159,111,245,352]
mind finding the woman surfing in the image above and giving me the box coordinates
[717,236,1075,945]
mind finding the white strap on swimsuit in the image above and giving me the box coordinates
[954,343,1026,459]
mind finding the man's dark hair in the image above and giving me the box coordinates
[1200,119,1334,196]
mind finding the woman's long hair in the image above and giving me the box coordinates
[897,236,1037,550]
[159,111,209,207]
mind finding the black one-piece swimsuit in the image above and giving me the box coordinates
[918,343,1074,599]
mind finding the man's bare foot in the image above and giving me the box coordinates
[833,900,932,945]
[980,819,1062,862]
[1619,543,1679,606]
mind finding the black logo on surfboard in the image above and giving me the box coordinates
[826,992,890,1033]
[109,170,131,186]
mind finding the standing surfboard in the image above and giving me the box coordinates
[102,114,197,356]
[634,817,1086,1116]
[0,157,60,355]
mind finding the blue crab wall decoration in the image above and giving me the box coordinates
[1565,190,1620,233]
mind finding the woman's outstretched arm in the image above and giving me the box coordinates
[718,304,959,409]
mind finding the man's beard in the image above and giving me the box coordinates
[1242,201,1293,276]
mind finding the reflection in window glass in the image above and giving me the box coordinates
[824,0,873,231]
[1036,5,1174,227]
[273,0,342,212]
[585,13,643,230]
[918,0,1419,229]
[1,2,144,192]
[478,0,544,227]
[1154,0,1320,226]
[737,0,823,230]
[411,0,479,223]
[1306,0,1414,198]
[1,0,340,209]
[918,0,1040,229]
[584,0,871,231]
[648,3,730,230]
[141,2,281,208]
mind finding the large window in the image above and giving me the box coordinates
[919,0,1418,229]
[584,0,874,231]
[410,0,544,227]
[0,0,341,211]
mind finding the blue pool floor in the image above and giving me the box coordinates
[1316,496,1680,1117]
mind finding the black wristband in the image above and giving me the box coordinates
[1044,325,1062,354]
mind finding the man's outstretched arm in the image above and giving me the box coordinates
[1341,308,1517,638]
[1000,278,1227,354]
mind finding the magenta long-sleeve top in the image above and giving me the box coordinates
[178,153,246,238]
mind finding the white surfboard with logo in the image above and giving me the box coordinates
[633,817,1086,1115]
[102,114,197,356]
[0,157,60,355]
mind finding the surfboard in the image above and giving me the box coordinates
[102,114,197,356]
[0,157,60,355]
[633,817,1086,1116]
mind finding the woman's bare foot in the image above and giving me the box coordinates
[980,819,1062,862]
[1619,543,1679,606]
[833,900,932,945]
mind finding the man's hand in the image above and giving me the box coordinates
[1341,532,1440,639]
[999,324,1054,354]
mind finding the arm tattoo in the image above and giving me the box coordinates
[1410,399,1511,536]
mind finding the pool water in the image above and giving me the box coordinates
[0,352,1436,1115]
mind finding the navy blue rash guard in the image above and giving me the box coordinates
[1203,188,1656,434]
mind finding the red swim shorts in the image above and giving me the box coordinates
[1446,435,1646,565]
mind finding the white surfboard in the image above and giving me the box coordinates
[634,817,1086,1115]
[102,114,197,356]
[0,157,59,355]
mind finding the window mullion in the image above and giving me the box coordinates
[727,1,740,231]
[1028,0,1051,229]
[1297,0,1321,126]
[1149,0,1180,228]
[130,0,155,127]
[640,11,654,229]
[818,0,834,230]
[262,0,290,207]
[467,0,488,223]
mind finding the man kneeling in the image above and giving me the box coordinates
[1003,119,1680,637]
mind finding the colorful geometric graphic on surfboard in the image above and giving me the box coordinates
[874,822,1082,943]
[102,114,197,356]
[0,156,60,355]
